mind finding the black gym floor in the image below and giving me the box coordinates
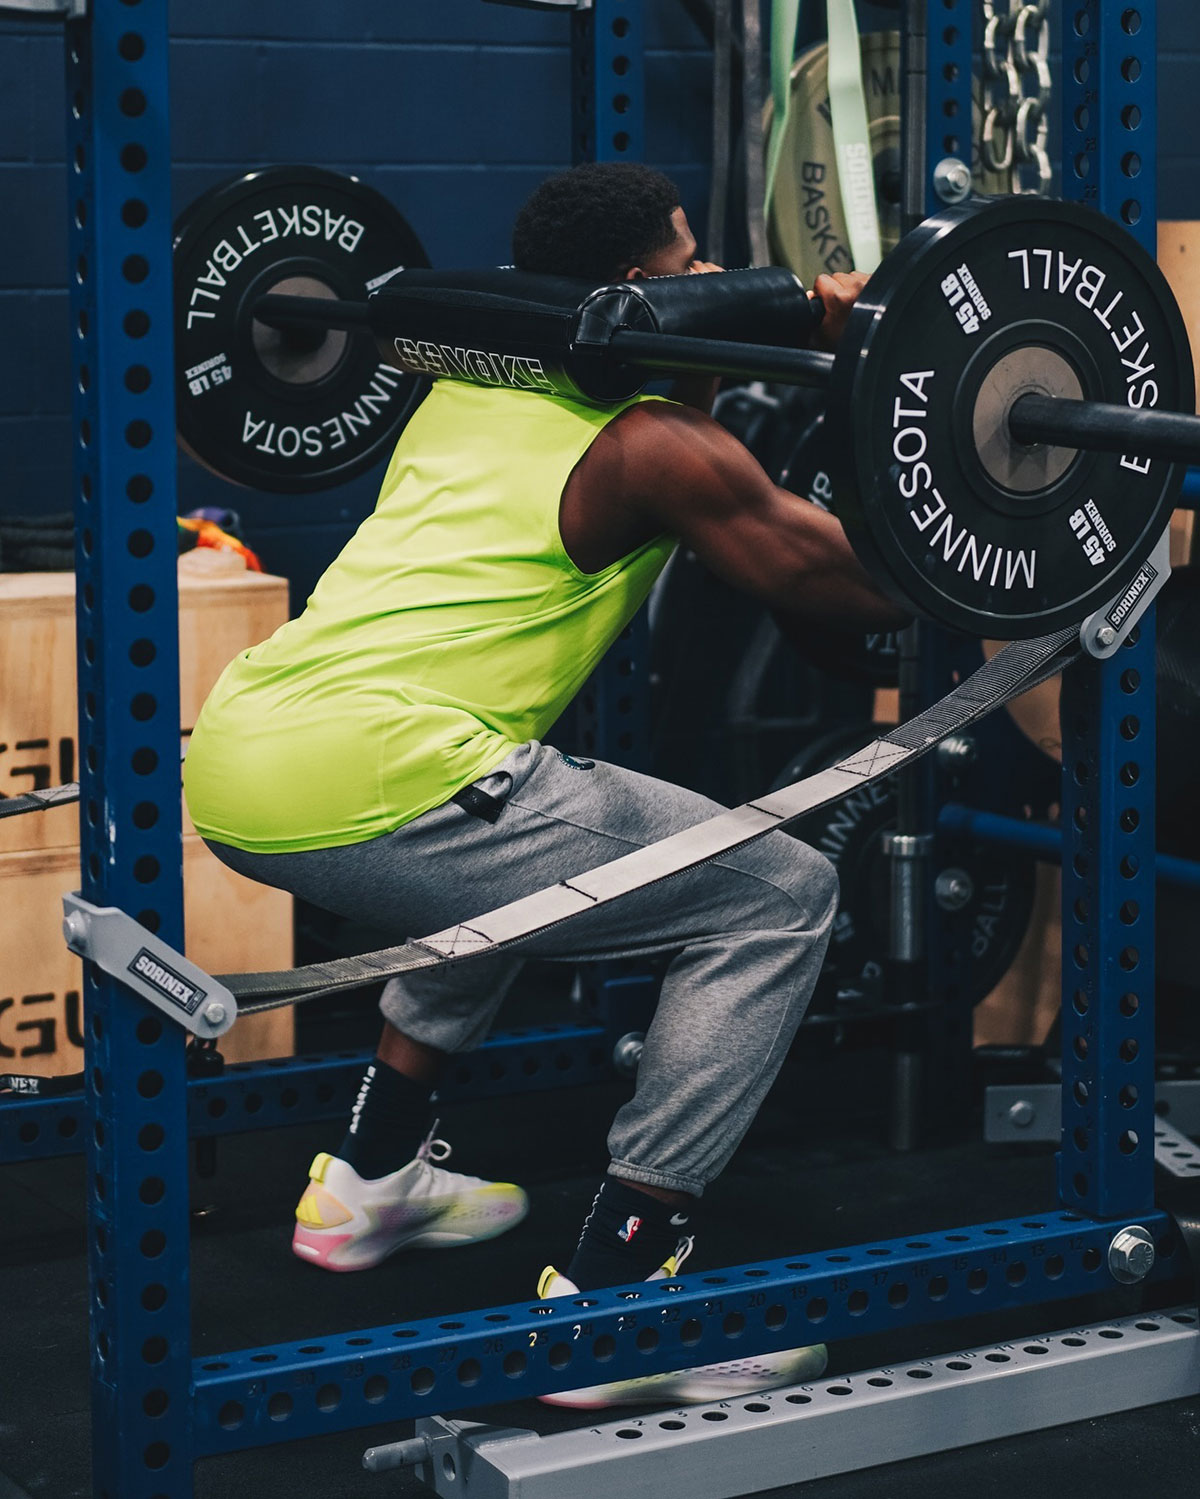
[2,1027,1197,1499]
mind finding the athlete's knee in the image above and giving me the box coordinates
[763,833,839,926]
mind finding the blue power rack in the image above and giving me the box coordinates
[0,3,1193,1495]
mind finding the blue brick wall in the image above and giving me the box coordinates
[1,1,1197,607]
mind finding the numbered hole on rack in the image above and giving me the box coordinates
[1123,670,1142,694]
[1122,199,1142,226]
[1120,993,1140,1018]
[1122,56,1142,82]
[1120,715,1140,740]
[1120,1084,1139,1109]
[1122,152,1142,178]
[130,641,157,670]
[1119,901,1139,926]
[122,198,149,229]
[124,310,150,340]
[117,31,145,61]
[125,419,152,449]
[1044,1254,1065,1279]
[123,254,150,285]
[125,364,151,393]
[1119,947,1139,972]
[138,1123,164,1152]
[1122,9,1142,32]
[967,1269,988,1293]
[1122,103,1142,130]
[1120,761,1140,787]
[141,1335,168,1365]
[120,142,148,174]
[136,1016,162,1046]
[1119,1130,1139,1155]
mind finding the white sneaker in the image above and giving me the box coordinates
[292,1125,529,1272]
[536,1239,828,1409]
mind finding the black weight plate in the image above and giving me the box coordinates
[174,166,430,493]
[776,410,901,687]
[779,722,1035,1012]
[830,197,1193,636]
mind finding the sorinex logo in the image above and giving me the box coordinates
[1106,562,1158,630]
[128,949,205,1014]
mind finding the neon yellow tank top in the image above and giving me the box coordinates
[183,381,675,853]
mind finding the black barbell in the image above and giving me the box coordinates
[175,178,1196,640]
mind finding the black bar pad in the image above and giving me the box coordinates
[371,265,818,405]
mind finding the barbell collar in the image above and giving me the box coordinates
[1009,392,1200,465]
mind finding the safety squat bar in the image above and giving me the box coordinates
[0,4,1196,1499]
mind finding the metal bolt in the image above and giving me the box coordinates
[612,1031,645,1077]
[1096,625,1118,648]
[1007,1099,1036,1128]
[933,156,973,204]
[203,1001,227,1028]
[62,910,89,950]
[1108,1225,1156,1283]
[935,867,975,912]
[936,734,977,771]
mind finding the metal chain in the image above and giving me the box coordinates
[980,0,1053,194]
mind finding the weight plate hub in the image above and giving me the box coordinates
[831,197,1192,636]
[174,165,430,493]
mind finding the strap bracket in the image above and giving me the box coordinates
[61,893,237,1039]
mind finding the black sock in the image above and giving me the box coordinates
[337,1059,436,1180]
[565,1176,693,1290]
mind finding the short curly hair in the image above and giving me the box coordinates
[512,162,681,283]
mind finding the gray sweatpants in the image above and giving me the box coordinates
[208,742,838,1196]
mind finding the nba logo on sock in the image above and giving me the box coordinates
[618,1214,642,1244]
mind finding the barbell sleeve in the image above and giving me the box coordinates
[1009,392,1200,465]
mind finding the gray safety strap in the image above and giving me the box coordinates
[227,628,1081,1014]
[0,781,80,818]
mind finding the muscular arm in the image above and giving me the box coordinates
[561,400,910,629]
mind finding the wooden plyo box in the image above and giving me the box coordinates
[0,562,294,1073]
[0,563,290,852]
